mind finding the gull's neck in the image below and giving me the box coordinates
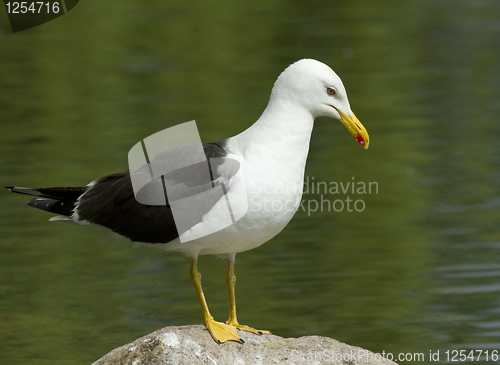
[229,97,315,177]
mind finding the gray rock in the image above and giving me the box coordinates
[93,325,396,365]
[92,325,398,365]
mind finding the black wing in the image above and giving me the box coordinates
[76,141,229,243]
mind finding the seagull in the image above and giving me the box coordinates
[6,59,369,344]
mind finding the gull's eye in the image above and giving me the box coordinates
[327,87,337,96]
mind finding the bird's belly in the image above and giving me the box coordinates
[161,182,302,257]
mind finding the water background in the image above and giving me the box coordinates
[1,1,500,364]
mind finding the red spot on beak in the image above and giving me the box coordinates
[354,134,365,146]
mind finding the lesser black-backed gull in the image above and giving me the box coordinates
[7,59,369,344]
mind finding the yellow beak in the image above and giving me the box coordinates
[334,107,370,149]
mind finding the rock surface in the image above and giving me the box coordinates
[92,325,398,365]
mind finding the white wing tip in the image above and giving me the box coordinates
[49,216,75,224]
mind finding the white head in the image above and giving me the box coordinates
[270,59,369,149]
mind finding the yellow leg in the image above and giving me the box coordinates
[225,260,272,335]
[190,259,242,344]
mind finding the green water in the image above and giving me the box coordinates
[1,0,500,364]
